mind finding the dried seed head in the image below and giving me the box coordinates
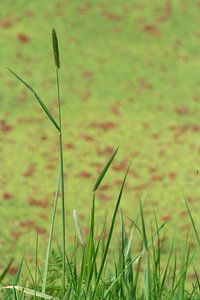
[73,209,85,246]
[51,28,60,69]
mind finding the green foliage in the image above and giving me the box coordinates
[1,28,200,300]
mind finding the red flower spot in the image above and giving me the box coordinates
[0,120,13,132]
[81,90,92,101]
[90,162,103,168]
[46,162,55,170]
[99,183,110,191]
[3,192,13,201]
[89,121,116,131]
[175,106,190,116]
[19,220,36,228]
[112,161,127,172]
[17,33,30,43]
[8,266,18,275]
[159,149,165,156]
[97,146,115,156]
[79,171,91,178]
[29,198,48,208]
[133,183,150,191]
[102,11,122,21]
[188,273,197,281]
[82,226,89,235]
[114,179,123,186]
[168,172,176,180]
[11,231,22,240]
[179,210,187,217]
[80,135,94,142]
[190,124,200,132]
[143,24,160,36]
[160,214,171,222]
[40,134,48,141]
[130,170,140,178]
[151,175,163,181]
[131,151,140,157]
[139,78,153,90]
[23,164,36,177]
[109,103,121,115]
[64,143,74,149]
[81,70,94,78]
[188,197,195,203]
[35,226,46,235]
[148,200,158,206]
[98,193,112,202]
[24,11,34,17]
[0,17,15,28]
[39,213,48,220]
[142,122,149,129]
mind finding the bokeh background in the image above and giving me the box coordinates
[0,0,200,276]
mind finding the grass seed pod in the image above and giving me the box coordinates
[52,28,60,69]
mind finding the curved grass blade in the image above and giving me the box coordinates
[93,146,119,192]
[0,259,14,283]
[3,286,59,300]
[184,198,200,246]
[8,68,60,132]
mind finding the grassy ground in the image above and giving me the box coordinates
[0,0,200,281]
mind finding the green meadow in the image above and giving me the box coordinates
[0,1,200,294]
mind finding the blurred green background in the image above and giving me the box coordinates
[0,0,200,276]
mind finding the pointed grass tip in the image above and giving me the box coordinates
[52,28,60,69]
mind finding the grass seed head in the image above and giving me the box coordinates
[52,28,60,69]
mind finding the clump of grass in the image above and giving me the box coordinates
[1,29,200,299]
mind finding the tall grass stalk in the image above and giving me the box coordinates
[52,29,66,292]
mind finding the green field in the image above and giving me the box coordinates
[0,0,200,281]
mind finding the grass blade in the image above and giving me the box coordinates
[0,259,14,283]
[8,68,60,131]
[92,162,131,299]
[42,170,61,293]
[185,198,200,246]
[93,146,119,192]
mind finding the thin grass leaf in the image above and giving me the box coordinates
[34,233,39,300]
[193,267,200,292]
[84,193,96,283]
[93,146,119,192]
[185,198,200,246]
[86,222,106,292]
[119,210,133,289]
[42,171,61,293]
[24,259,34,285]
[159,241,174,296]
[0,258,14,283]
[3,286,59,300]
[92,162,131,299]
[13,257,24,286]
[8,68,60,131]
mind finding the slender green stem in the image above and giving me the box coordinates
[56,68,66,291]
[42,169,61,293]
